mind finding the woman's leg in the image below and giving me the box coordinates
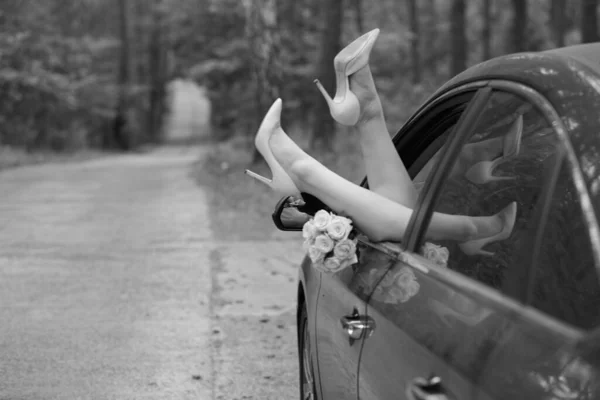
[349,65,419,208]
[270,128,505,244]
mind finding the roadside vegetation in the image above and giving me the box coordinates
[3,0,599,239]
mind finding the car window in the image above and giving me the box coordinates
[420,90,559,301]
[530,159,600,330]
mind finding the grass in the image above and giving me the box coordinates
[0,145,107,172]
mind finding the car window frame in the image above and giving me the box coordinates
[401,79,600,330]
[407,80,600,288]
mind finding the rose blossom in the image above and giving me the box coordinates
[308,246,324,264]
[303,220,318,240]
[407,281,420,297]
[313,210,332,230]
[313,234,334,253]
[421,242,449,267]
[333,239,357,260]
[323,257,343,273]
[394,267,416,288]
[385,285,411,304]
[326,216,351,240]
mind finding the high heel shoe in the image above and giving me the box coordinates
[314,28,380,126]
[244,99,301,197]
[459,201,518,257]
[464,115,523,185]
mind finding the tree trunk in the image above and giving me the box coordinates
[482,0,492,60]
[407,0,421,84]
[310,0,343,151]
[425,0,438,76]
[550,0,566,47]
[581,0,599,43]
[111,0,135,151]
[243,0,283,163]
[148,2,167,143]
[353,0,363,33]
[450,0,467,76]
[511,0,527,52]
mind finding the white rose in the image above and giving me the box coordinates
[407,281,420,298]
[303,238,313,252]
[333,239,357,260]
[308,246,324,264]
[313,210,332,230]
[385,284,411,304]
[302,220,318,240]
[394,267,416,288]
[313,234,334,253]
[323,257,344,273]
[421,242,449,267]
[326,216,351,240]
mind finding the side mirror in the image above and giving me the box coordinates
[272,196,311,231]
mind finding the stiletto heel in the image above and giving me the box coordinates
[465,115,523,185]
[459,202,518,257]
[314,28,380,126]
[244,99,301,197]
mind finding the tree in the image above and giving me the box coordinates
[550,0,566,47]
[310,0,343,150]
[581,0,599,43]
[511,0,528,52]
[450,0,467,76]
[243,0,282,162]
[482,0,492,60]
[425,0,438,76]
[148,1,169,142]
[112,0,136,150]
[407,0,421,84]
[353,0,363,33]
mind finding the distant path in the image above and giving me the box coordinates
[163,79,211,143]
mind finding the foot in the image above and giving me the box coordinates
[348,65,385,126]
[459,202,518,256]
[315,28,380,126]
[460,116,523,184]
[244,99,301,197]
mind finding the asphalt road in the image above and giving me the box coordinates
[0,147,303,399]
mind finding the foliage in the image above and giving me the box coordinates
[2,0,600,154]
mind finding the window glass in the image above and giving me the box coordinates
[532,160,600,330]
[421,91,558,298]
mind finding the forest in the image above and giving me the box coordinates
[1,0,599,161]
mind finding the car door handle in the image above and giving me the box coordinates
[406,376,453,400]
[340,313,375,341]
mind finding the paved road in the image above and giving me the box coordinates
[0,148,213,399]
[0,147,302,399]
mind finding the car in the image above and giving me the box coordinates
[272,43,600,400]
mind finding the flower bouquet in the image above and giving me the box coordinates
[302,210,359,274]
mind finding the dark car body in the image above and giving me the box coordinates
[296,44,600,400]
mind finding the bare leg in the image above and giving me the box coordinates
[270,129,504,244]
[349,66,419,207]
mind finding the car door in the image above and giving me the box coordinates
[358,85,596,400]
[312,84,484,400]
[314,246,377,400]
[355,86,491,400]
[473,83,600,399]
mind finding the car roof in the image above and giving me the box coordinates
[428,43,600,217]
[544,43,600,75]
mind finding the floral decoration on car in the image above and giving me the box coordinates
[420,242,450,268]
[370,266,420,304]
[303,210,358,274]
